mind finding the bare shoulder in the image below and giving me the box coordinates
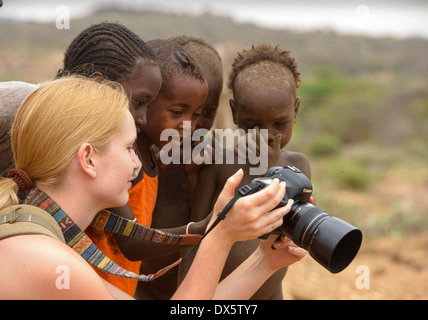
[0,235,112,299]
[278,150,311,179]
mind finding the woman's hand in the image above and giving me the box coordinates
[259,234,307,272]
[209,169,292,246]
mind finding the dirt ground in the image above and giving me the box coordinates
[282,169,428,300]
[282,233,428,300]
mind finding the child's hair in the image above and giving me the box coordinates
[147,39,206,88]
[56,22,156,81]
[169,35,223,86]
[0,77,129,210]
[228,43,301,92]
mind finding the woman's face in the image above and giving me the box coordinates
[93,109,141,208]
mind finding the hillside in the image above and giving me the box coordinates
[2,8,428,79]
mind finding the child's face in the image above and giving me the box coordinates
[120,58,162,134]
[142,76,208,149]
[231,86,300,149]
[196,74,222,131]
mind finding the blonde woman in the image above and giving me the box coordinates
[0,77,305,300]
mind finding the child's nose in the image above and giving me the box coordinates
[134,108,147,127]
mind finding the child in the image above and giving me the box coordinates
[59,28,213,297]
[169,35,224,198]
[183,43,311,299]
[133,38,212,300]
[0,81,38,177]
[170,35,224,133]
[135,35,225,300]
[56,22,164,296]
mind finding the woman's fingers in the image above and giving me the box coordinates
[218,169,244,201]
[256,199,293,237]
[244,178,287,214]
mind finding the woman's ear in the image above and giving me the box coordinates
[77,143,97,178]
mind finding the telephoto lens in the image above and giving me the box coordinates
[240,166,363,274]
[281,200,362,274]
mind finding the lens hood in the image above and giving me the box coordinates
[308,217,363,273]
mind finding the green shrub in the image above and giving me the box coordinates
[328,160,371,190]
[307,134,342,157]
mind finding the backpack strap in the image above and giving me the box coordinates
[0,204,65,243]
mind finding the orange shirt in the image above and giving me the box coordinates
[86,173,158,296]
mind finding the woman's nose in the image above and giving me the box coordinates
[132,152,142,174]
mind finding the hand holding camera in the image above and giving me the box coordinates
[259,234,308,272]
[209,168,293,246]
[239,166,363,273]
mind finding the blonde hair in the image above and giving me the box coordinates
[0,76,129,209]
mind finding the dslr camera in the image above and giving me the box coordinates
[238,166,362,273]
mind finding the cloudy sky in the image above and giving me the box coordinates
[1,0,427,39]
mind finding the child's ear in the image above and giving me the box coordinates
[77,143,97,178]
[293,97,301,123]
[229,99,238,125]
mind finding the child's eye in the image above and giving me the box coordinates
[131,100,147,110]
[275,122,288,127]
[202,108,216,118]
[170,110,183,117]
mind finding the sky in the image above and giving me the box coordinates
[1,0,427,39]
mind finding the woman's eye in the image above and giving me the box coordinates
[128,143,138,153]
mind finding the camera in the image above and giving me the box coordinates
[238,166,362,273]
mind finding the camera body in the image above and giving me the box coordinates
[238,166,362,274]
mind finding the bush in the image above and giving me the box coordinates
[307,133,342,157]
[328,160,371,190]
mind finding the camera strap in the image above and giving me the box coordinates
[180,192,243,261]
[23,184,256,282]
[180,181,264,260]
[25,188,202,282]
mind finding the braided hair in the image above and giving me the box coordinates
[170,35,223,81]
[56,22,156,81]
[147,39,206,88]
